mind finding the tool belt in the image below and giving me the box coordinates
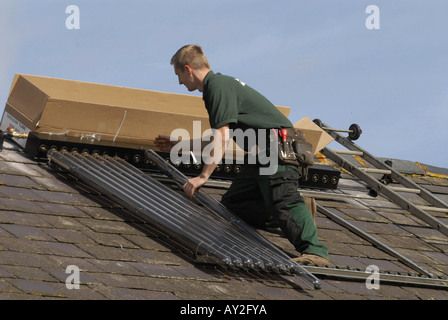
[276,128,314,179]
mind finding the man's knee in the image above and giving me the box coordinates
[221,195,269,228]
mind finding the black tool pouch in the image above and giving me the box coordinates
[293,136,314,180]
[277,141,299,167]
[277,128,314,180]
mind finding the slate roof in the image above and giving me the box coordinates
[1,138,448,301]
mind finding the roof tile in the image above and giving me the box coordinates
[0,197,45,213]
[0,224,54,241]
[36,202,87,217]
[0,173,41,189]
[0,210,52,228]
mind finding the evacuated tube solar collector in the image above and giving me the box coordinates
[47,149,321,289]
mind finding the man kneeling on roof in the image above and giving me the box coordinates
[155,44,330,267]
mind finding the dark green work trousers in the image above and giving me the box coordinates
[221,163,329,259]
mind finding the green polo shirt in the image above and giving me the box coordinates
[202,71,293,131]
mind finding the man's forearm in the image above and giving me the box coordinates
[198,162,219,180]
[182,124,230,199]
[200,125,230,179]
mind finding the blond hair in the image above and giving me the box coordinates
[170,45,210,70]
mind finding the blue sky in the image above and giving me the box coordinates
[1,1,447,168]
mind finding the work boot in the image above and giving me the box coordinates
[294,254,331,267]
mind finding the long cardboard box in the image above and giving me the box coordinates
[1,74,292,149]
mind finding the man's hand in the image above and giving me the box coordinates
[154,135,177,152]
[183,175,208,199]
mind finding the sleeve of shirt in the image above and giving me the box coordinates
[205,82,238,129]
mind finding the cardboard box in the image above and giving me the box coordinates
[1,74,291,149]
[294,117,334,154]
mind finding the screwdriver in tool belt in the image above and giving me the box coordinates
[280,129,287,157]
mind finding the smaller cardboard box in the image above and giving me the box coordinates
[294,117,334,154]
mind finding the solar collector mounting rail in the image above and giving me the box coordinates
[24,132,340,190]
[47,149,322,289]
